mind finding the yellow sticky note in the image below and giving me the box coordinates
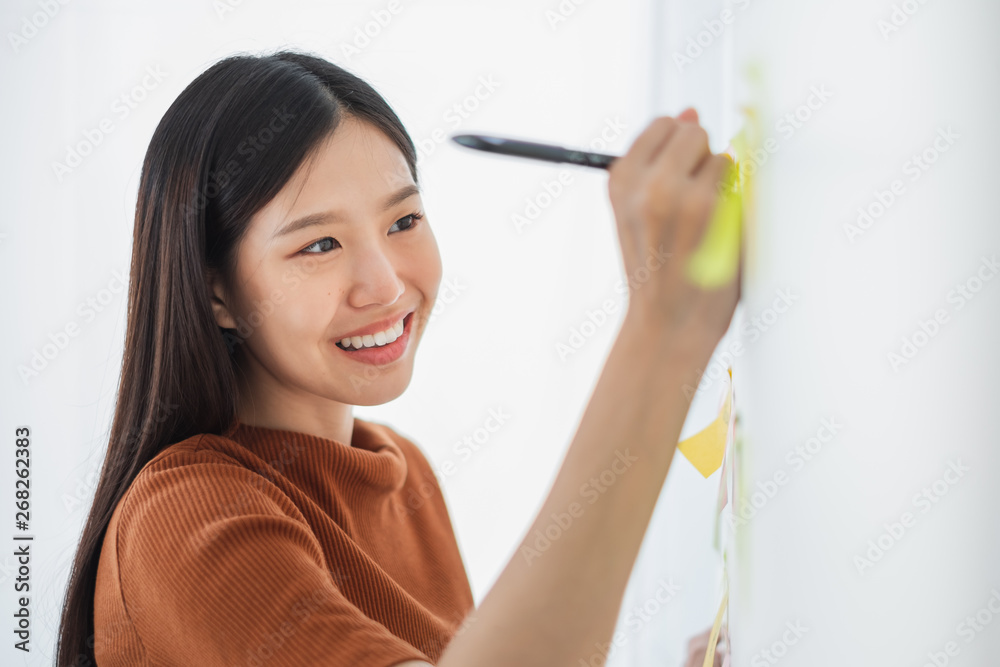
[702,587,729,667]
[684,159,742,289]
[677,409,729,478]
[677,369,733,478]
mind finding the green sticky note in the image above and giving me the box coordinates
[684,160,743,289]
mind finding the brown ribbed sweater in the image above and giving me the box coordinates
[93,416,476,666]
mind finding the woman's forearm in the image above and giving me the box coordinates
[436,309,708,667]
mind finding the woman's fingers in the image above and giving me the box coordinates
[613,117,681,173]
[649,121,712,183]
[607,109,700,195]
[665,152,735,256]
[677,107,700,124]
[684,627,713,667]
[684,625,728,667]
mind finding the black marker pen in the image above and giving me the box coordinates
[450,134,618,169]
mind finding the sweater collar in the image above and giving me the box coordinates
[221,416,409,495]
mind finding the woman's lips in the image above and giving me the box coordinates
[334,312,413,365]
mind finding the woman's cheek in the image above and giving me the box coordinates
[415,233,443,295]
[284,298,330,342]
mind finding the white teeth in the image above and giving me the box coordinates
[339,317,405,350]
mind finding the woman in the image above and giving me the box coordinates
[56,49,737,666]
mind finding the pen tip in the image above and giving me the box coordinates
[451,135,478,148]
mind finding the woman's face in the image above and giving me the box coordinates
[210,115,442,411]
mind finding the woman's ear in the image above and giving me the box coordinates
[207,268,238,330]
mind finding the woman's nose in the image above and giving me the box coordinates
[345,246,405,307]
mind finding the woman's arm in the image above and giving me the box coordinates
[435,111,738,667]
[434,313,709,667]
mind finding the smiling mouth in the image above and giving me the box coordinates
[335,312,413,351]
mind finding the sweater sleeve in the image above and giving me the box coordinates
[113,450,432,667]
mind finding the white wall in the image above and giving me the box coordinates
[727,0,1000,665]
[1,1,724,665]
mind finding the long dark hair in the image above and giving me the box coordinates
[55,49,419,666]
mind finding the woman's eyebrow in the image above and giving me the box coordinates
[273,183,421,238]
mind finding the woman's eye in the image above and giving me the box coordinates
[390,211,424,234]
[299,212,423,255]
[301,237,339,254]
